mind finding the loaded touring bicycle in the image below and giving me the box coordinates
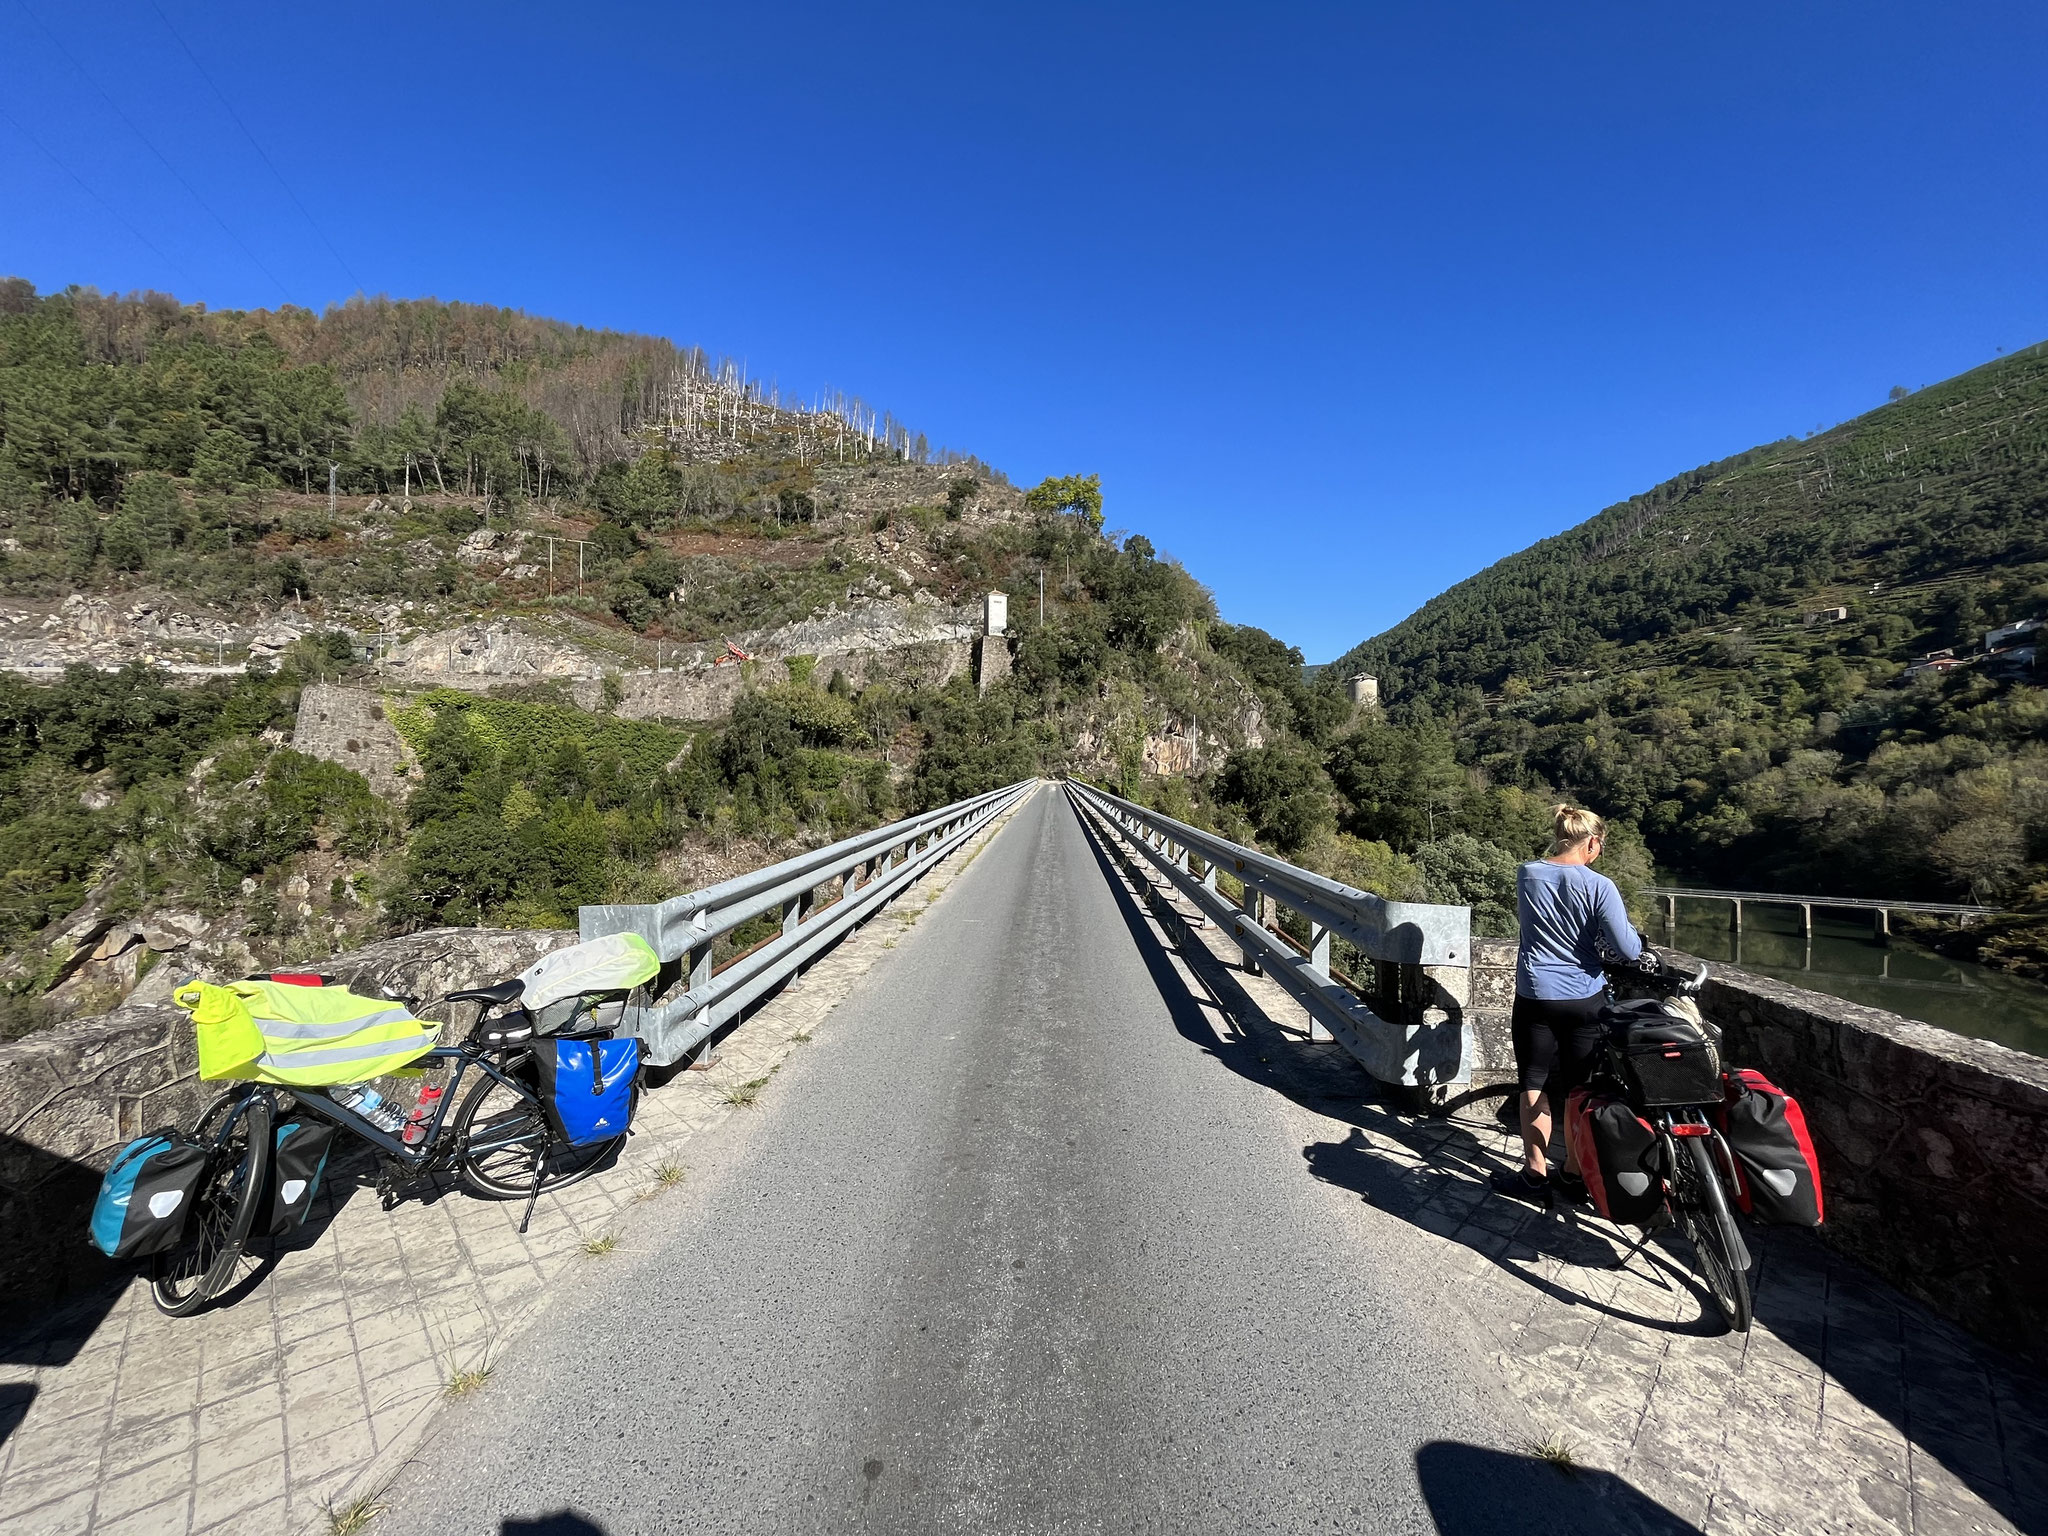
[1565,952,1826,1333]
[91,934,658,1317]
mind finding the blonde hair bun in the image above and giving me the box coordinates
[1550,803,1607,854]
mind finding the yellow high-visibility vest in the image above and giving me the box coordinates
[175,980,441,1086]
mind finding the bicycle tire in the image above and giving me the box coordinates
[151,1092,270,1318]
[451,1054,631,1200]
[1677,1135,1752,1332]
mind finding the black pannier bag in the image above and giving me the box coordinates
[1716,1069,1824,1226]
[1605,997,1722,1106]
[268,1120,336,1235]
[1565,1088,1666,1227]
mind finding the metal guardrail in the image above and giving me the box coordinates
[581,779,1038,1064]
[1064,779,1474,1089]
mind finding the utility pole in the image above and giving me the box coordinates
[1039,565,1044,625]
[327,462,338,515]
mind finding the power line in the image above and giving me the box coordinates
[0,104,193,285]
[13,0,295,304]
[143,0,366,296]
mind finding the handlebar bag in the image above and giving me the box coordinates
[268,1120,336,1235]
[1605,999,1722,1106]
[90,1131,208,1259]
[1715,1069,1823,1226]
[1564,1088,1665,1227]
[534,1035,641,1146]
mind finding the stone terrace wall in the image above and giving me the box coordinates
[0,928,571,1314]
[1466,936,2048,1363]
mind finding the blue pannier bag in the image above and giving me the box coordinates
[268,1120,336,1235]
[90,1131,208,1259]
[534,1035,640,1145]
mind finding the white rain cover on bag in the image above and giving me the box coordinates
[518,933,660,1012]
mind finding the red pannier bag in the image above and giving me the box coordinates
[1715,1069,1823,1226]
[1564,1087,1664,1227]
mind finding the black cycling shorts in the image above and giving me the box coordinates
[1510,992,1607,1098]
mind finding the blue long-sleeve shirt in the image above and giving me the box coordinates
[1515,860,1641,1000]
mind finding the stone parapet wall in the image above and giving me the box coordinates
[0,928,572,1313]
[1697,959,2048,1364]
[1466,935,2048,1362]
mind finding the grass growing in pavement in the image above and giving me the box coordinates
[792,1030,813,1043]
[325,1493,386,1534]
[653,1159,686,1188]
[1528,1433,1580,1473]
[446,1363,493,1397]
[722,1077,768,1107]
[582,1232,620,1257]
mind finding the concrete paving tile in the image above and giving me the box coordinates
[2,1486,97,1536]
[94,1499,194,1536]
[2,1421,104,1489]
[1907,1380,2002,1446]
[97,1409,196,1480]
[193,1385,282,1445]
[93,1454,193,1524]
[195,1351,280,1408]
[107,1380,202,1436]
[1816,1418,1909,1480]
[284,1421,374,1485]
[1910,1427,2011,1494]
[193,1414,284,1483]
[362,1358,442,1412]
[1907,1490,2019,1536]
[192,1495,288,1536]
[281,1382,372,1447]
[277,1326,357,1378]
[345,1310,429,1360]
[1908,1446,2014,1530]
[187,1455,285,1531]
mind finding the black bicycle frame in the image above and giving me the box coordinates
[239,1043,538,1169]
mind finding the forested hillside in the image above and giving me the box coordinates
[0,280,1296,1035]
[1318,344,2048,973]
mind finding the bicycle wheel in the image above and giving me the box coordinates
[1675,1135,1752,1332]
[151,1093,270,1318]
[452,1054,631,1199]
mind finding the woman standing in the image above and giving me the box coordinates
[1491,804,1641,1206]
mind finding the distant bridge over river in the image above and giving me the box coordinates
[1643,884,1998,939]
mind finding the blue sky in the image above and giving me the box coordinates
[4,1,2044,660]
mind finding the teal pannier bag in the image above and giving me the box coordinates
[90,1132,208,1259]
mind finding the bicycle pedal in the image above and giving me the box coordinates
[375,1156,422,1209]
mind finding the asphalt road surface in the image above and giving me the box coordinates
[382,788,1668,1535]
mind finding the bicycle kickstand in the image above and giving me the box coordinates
[518,1155,546,1235]
[1609,1226,1675,1290]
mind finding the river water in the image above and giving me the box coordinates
[1655,905,2048,1061]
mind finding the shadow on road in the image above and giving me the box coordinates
[1068,803,1724,1335]
[0,1383,34,1451]
[1415,1440,1699,1534]
[501,1513,607,1535]
[1070,797,2048,1536]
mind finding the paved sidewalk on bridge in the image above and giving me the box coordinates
[0,790,1036,1536]
[1086,811,2048,1536]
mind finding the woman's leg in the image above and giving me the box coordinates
[1518,1089,1552,1177]
[1507,996,1559,1181]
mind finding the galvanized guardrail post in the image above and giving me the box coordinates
[1064,778,1473,1094]
[582,779,1037,1064]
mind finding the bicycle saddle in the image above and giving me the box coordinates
[446,979,525,1007]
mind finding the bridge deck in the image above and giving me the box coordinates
[377,788,1546,1532]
